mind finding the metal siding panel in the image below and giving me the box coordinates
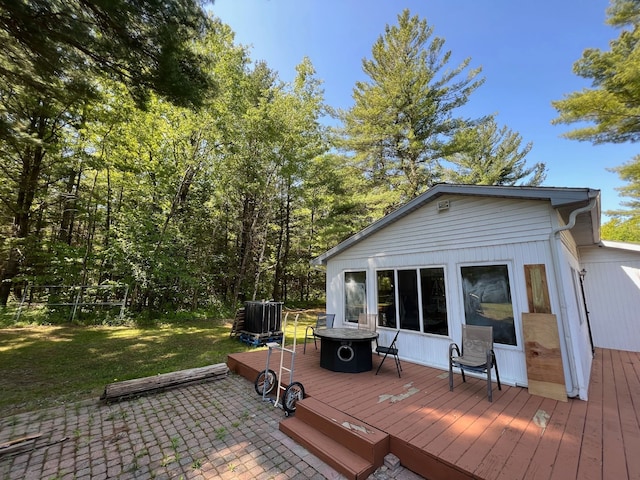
[581,259,640,352]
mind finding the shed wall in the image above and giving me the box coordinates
[579,245,640,352]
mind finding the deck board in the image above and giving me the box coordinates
[604,349,629,480]
[227,346,640,480]
[619,351,640,478]
[523,398,570,480]
[579,348,604,480]
[454,387,528,473]
[549,399,587,480]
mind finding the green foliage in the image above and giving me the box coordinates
[603,154,640,242]
[552,0,640,144]
[0,0,213,110]
[601,217,640,243]
[442,116,546,186]
[608,155,640,217]
[338,9,485,212]
[552,0,640,225]
[0,6,563,315]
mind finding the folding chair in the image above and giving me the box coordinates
[303,313,335,353]
[375,330,402,377]
[449,324,501,401]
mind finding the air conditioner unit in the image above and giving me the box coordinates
[437,200,450,211]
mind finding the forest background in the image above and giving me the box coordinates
[1,0,638,322]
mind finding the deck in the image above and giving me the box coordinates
[227,345,640,480]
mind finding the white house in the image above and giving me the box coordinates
[312,184,640,400]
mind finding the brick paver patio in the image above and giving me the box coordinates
[0,373,420,479]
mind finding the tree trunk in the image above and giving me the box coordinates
[0,124,48,306]
[271,199,285,301]
[58,167,81,245]
[281,190,292,303]
[231,195,257,303]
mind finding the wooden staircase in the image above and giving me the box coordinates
[279,396,389,480]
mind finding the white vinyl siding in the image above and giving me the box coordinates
[579,244,640,352]
[323,196,567,387]
[337,196,554,261]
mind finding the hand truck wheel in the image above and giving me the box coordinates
[254,369,277,396]
[283,381,305,416]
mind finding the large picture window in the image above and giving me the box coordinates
[344,271,366,323]
[376,270,396,327]
[398,269,420,331]
[460,264,516,345]
[376,267,449,335]
[421,268,448,335]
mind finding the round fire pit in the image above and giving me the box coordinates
[314,327,379,373]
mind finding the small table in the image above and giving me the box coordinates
[314,327,379,373]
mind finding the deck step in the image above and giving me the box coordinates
[280,417,375,480]
[279,396,389,480]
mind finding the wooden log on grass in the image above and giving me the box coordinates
[100,363,229,402]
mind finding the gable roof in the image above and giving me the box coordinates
[312,184,601,266]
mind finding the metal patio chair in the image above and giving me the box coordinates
[303,313,335,354]
[375,330,402,377]
[449,324,501,402]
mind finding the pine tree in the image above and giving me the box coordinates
[442,116,546,186]
[553,0,640,230]
[338,9,484,212]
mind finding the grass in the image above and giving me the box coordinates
[0,308,318,416]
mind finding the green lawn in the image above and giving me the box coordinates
[0,310,317,417]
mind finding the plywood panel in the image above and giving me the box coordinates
[522,313,567,402]
[524,264,552,313]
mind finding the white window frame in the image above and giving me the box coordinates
[457,261,521,349]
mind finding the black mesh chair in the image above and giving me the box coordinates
[375,330,401,377]
[303,313,335,353]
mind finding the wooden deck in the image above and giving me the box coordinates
[227,345,640,480]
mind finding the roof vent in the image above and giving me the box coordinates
[437,200,450,212]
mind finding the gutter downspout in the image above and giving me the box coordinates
[549,197,598,398]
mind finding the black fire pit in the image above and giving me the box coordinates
[314,327,379,373]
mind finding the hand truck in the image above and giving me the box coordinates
[253,312,305,416]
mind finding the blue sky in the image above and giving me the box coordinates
[211,0,637,218]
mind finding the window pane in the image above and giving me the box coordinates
[398,269,419,331]
[376,270,396,328]
[461,265,516,345]
[344,271,366,323]
[420,268,448,335]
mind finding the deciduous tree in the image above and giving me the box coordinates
[0,0,216,307]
